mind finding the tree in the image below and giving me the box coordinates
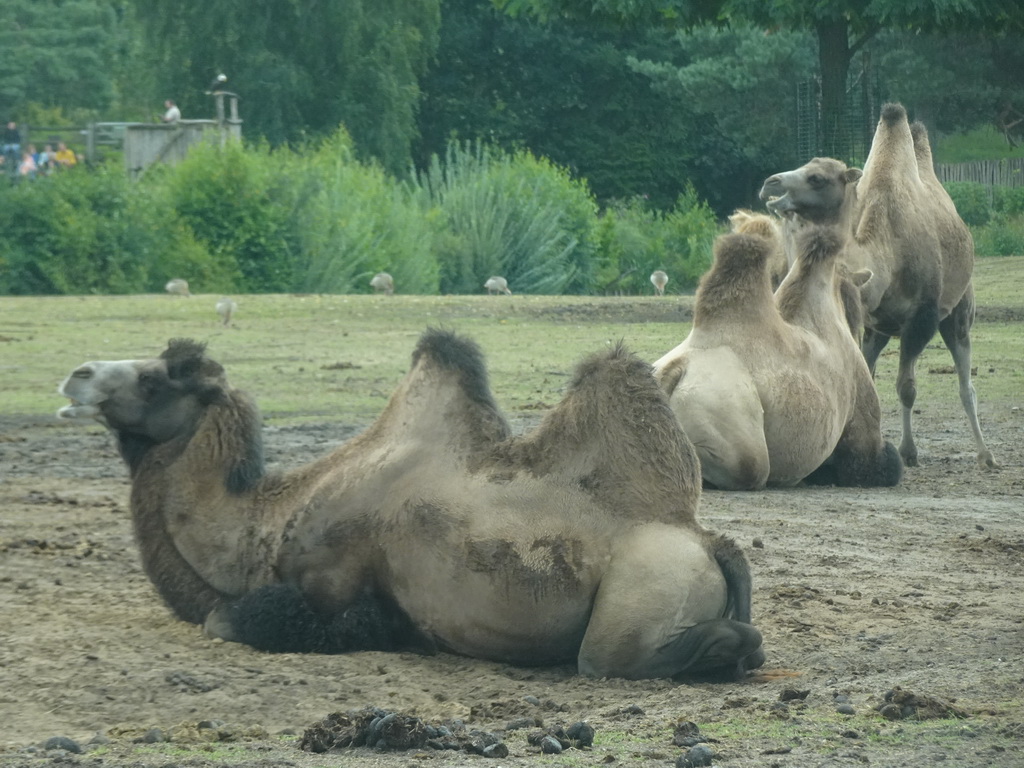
[131,0,440,175]
[0,0,120,117]
[495,0,1024,160]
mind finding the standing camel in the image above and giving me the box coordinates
[370,272,394,295]
[759,103,995,469]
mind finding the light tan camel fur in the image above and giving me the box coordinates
[759,103,994,469]
[652,226,901,490]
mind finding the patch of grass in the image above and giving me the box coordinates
[935,125,1024,163]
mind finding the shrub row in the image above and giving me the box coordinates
[943,181,1024,257]
[0,130,717,296]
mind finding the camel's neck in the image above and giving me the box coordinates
[126,390,279,624]
[775,261,845,338]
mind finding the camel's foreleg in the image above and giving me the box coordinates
[938,289,997,469]
[892,302,940,467]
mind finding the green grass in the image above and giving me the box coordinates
[935,125,1024,163]
[2,260,1020,428]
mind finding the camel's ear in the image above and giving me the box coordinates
[850,268,873,288]
[844,168,863,184]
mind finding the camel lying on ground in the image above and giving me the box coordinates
[759,103,995,469]
[215,297,237,327]
[370,272,394,295]
[650,270,669,296]
[484,276,512,295]
[56,330,764,680]
[652,226,902,490]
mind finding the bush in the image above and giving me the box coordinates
[943,182,991,227]
[295,129,439,294]
[973,214,1024,258]
[415,141,598,295]
[993,186,1024,218]
[593,187,716,295]
[0,164,208,295]
[161,139,301,293]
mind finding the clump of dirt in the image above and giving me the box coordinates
[299,707,509,757]
[876,686,970,721]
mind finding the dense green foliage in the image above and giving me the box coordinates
[0,132,725,296]
[594,190,716,295]
[129,0,440,176]
[414,141,598,294]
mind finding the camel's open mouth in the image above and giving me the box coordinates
[57,398,101,420]
[765,194,794,214]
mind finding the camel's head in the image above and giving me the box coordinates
[759,158,862,224]
[57,338,228,443]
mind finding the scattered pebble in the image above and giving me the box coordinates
[42,736,81,754]
[677,744,715,767]
[837,703,856,715]
[540,735,563,754]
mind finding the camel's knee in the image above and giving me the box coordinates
[896,374,917,410]
[699,446,769,491]
[823,440,903,488]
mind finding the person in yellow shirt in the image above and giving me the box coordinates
[54,141,77,168]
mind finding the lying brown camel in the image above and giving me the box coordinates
[653,226,901,490]
[370,272,394,295]
[759,103,995,469]
[57,330,764,680]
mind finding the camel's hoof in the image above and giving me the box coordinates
[978,452,998,470]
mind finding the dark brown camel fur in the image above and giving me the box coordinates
[57,330,764,680]
[759,103,995,469]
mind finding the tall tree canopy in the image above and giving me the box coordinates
[132,0,440,175]
[0,0,119,118]
[496,0,1024,160]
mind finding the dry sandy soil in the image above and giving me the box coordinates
[1,323,1022,767]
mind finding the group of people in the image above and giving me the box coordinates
[2,121,79,180]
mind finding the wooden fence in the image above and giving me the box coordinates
[936,158,1024,188]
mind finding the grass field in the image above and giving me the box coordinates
[2,256,1022,427]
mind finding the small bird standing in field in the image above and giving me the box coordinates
[165,278,191,297]
[216,297,237,326]
[484,276,512,295]
[370,272,394,295]
[650,270,669,296]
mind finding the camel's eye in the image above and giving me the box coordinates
[807,174,824,187]
[137,371,161,397]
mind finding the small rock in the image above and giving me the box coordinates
[780,688,810,701]
[567,721,595,748]
[42,737,82,754]
[540,735,563,754]
[88,731,110,746]
[523,695,541,706]
[672,720,704,747]
[677,744,714,767]
[836,704,856,716]
[482,742,509,758]
[879,703,903,721]
[142,728,166,743]
[506,717,538,731]
[752,538,764,548]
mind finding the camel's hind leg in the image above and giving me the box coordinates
[938,286,996,468]
[577,525,763,680]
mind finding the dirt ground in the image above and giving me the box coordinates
[1,334,1022,767]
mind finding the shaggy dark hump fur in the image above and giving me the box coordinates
[412,327,500,413]
[161,338,208,379]
[881,102,907,125]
